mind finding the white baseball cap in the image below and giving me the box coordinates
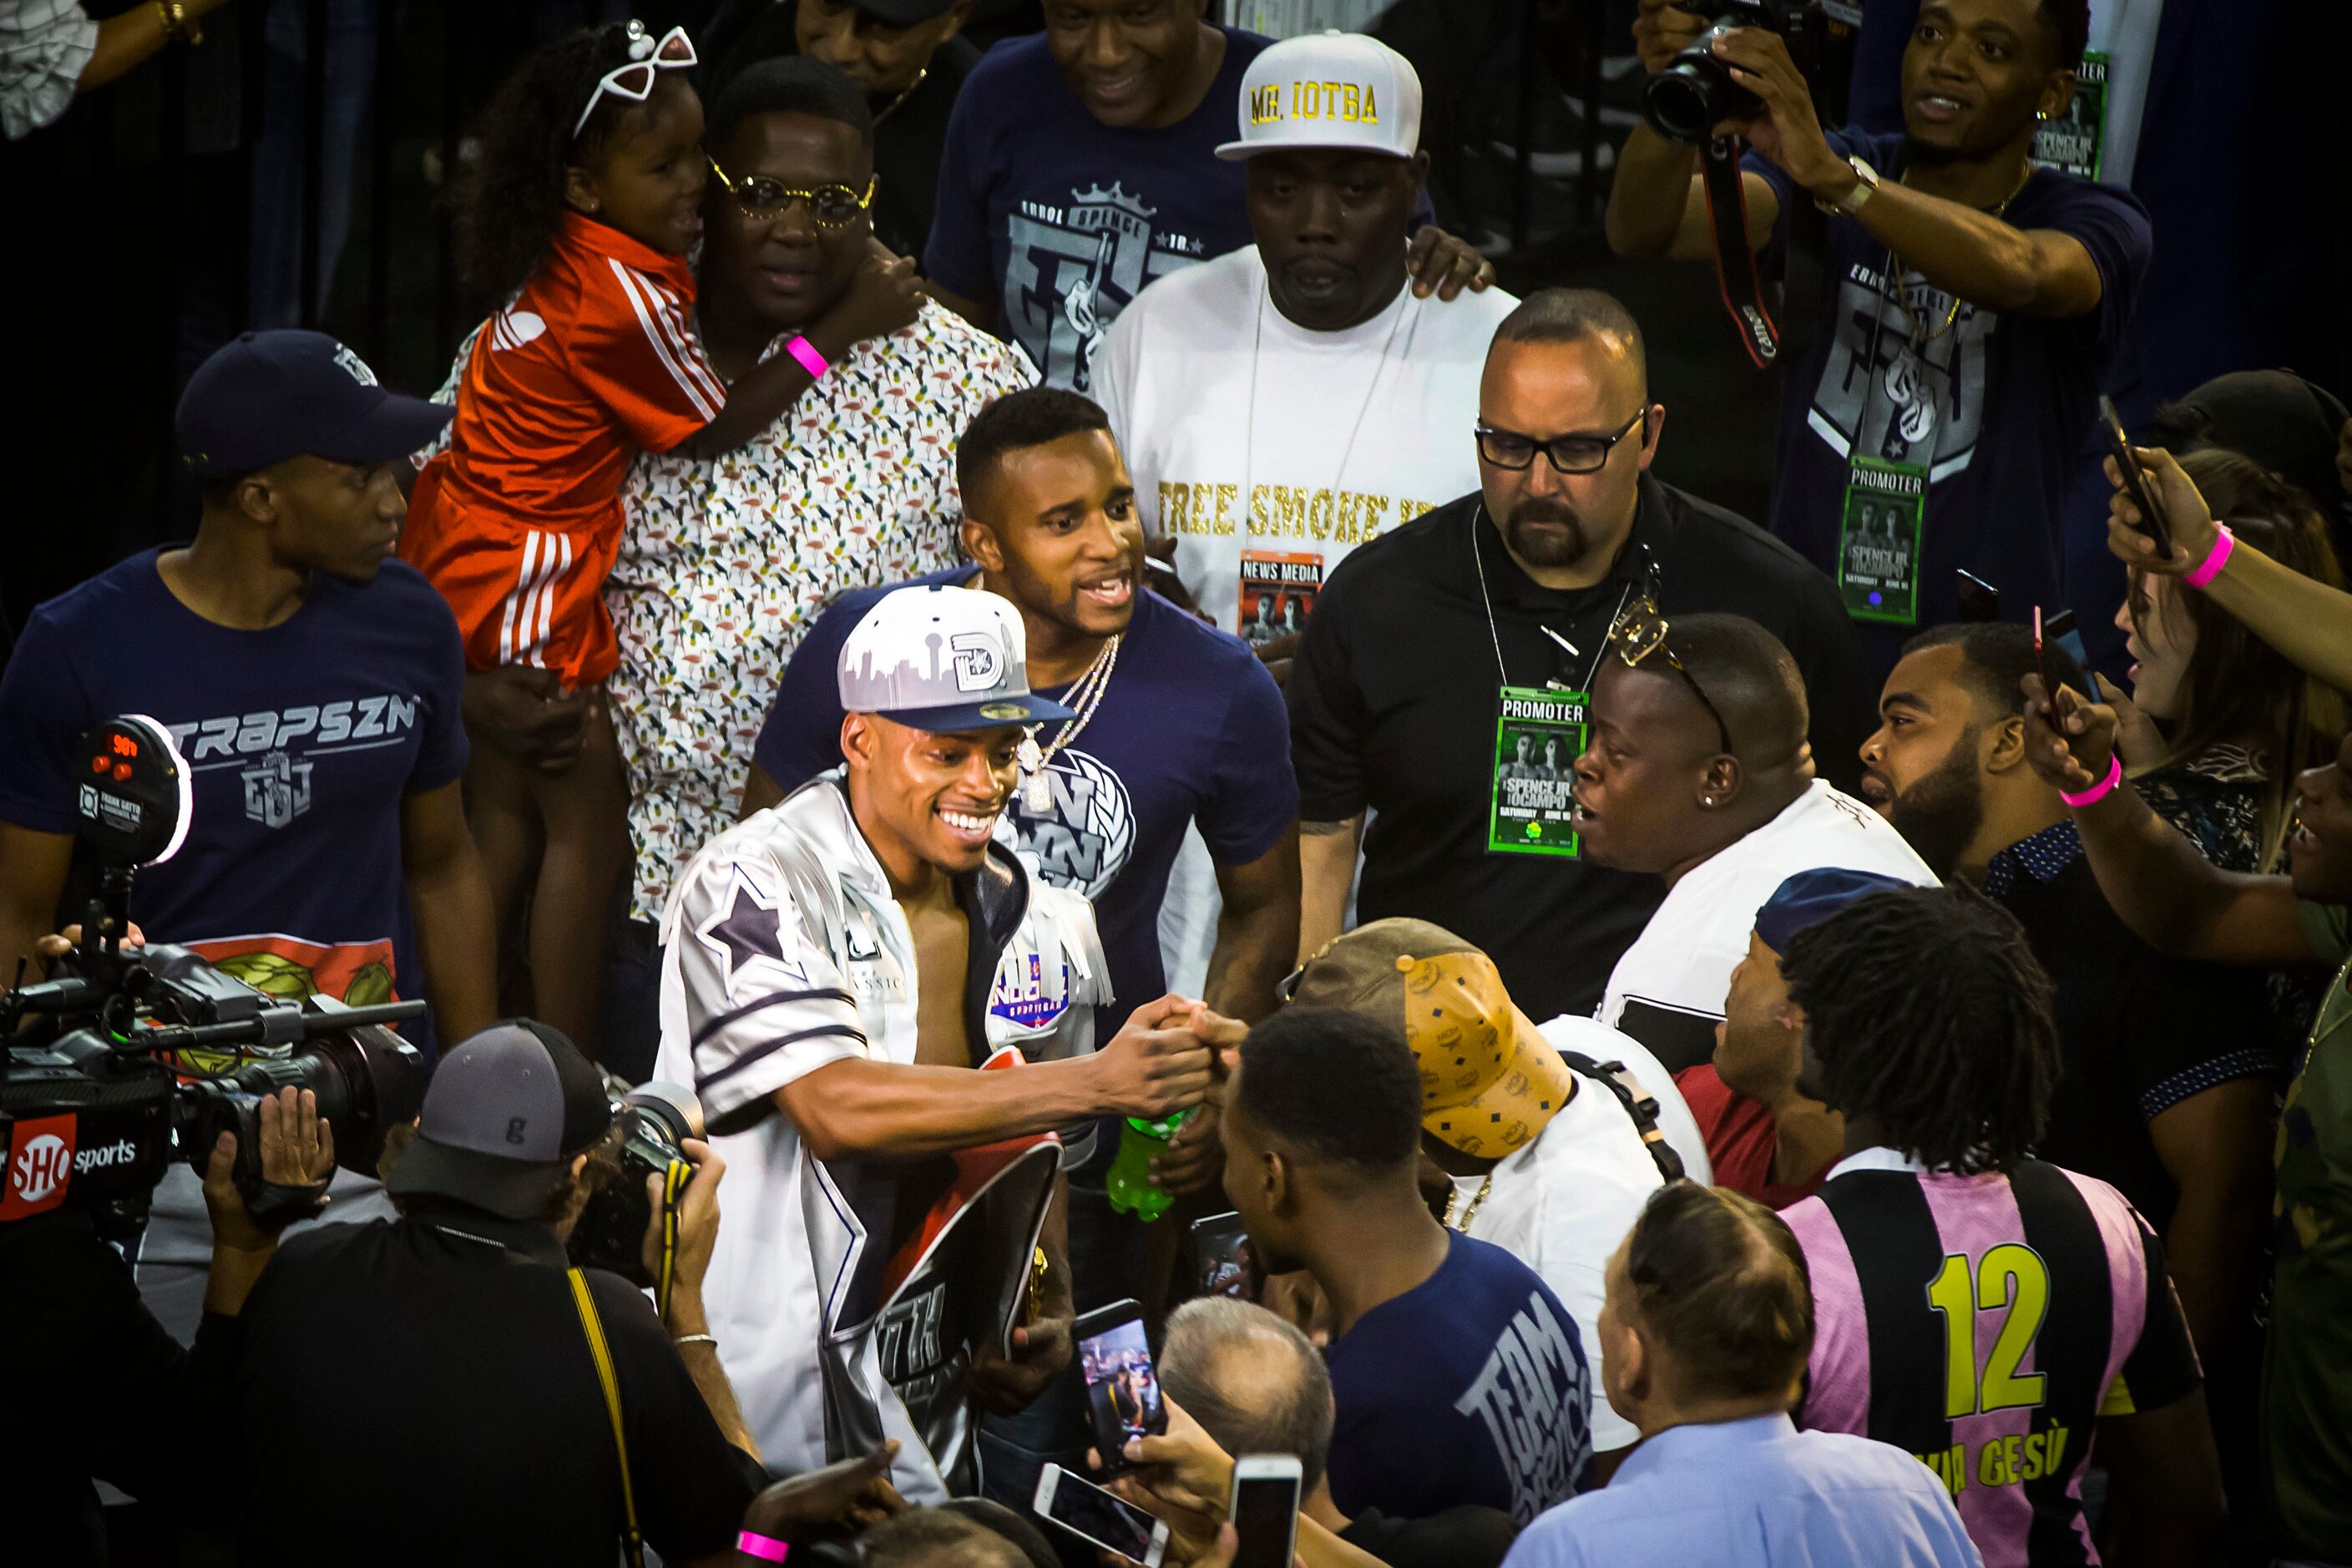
[1215,31,1422,163]
[837,584,1076,732]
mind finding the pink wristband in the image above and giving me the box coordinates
[736,1530,788,1562]
[2060,753,2123,810]
[2181,522,2234,589]
[783,335,829,381]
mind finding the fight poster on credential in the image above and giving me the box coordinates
[1239,550,1320,646]
[1487,685,1586,857]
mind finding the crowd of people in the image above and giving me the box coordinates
[4,3,2351,1568]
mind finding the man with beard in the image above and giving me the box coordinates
[1287,289,1873,1021]
[1858,622,2274,1382]
[1606,0,2150,657]
[746,389,1296,1513]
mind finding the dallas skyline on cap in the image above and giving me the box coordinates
[836,583,1076,733]
[1216,30,1424,163]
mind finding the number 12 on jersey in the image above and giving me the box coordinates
[1927,1244,2051,1419]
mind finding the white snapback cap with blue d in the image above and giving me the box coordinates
[837,583,1078,732]
[1216,31,1423,162]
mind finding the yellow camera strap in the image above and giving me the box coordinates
[568,1267,646,1568]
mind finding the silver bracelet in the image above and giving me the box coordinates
[674,1333,717,1348]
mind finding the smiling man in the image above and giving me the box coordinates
[1097,32,1517,643]
[742,392,1297,1485]
[1606,0,2150,655]
[923,1,1491,394]
[653,580,1227,1500]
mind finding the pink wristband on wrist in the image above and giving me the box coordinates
[783,335,829,381]
[2060,753,2123,810]
[736,1530,788,1562]
[2182,522,2234,588]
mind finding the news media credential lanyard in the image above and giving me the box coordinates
[1232,261,1419,625]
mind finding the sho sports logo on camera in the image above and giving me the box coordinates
[74,1138,140,1175]
[1,1113,79,1220]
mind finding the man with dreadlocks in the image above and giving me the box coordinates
[1776,883,2222,1568]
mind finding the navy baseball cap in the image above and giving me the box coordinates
[386,1019,614,1220]
[1753,868,1915,956]
[177,329,453,480]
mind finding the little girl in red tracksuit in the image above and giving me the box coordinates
[402,18,871,1055]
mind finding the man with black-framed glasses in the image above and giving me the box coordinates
[1286,288,1875,1025]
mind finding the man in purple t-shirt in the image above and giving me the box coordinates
[1774,882,2217,1568]
[1603,0,2152,660]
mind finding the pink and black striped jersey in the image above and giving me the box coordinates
[1783,1149,2202,1568]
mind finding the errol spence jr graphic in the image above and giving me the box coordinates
[1002,182,1209,392]
[1808,260,1995,484]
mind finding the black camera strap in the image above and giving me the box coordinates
[1702,134,1780,369]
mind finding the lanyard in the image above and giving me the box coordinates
[1467,503,1635,692]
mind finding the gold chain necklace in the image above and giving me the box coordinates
[873,67,928,126]
[1889,156,2034,345]
[1441,1172,1495,1232]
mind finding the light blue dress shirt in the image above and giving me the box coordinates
[1502,1413,1984,1568]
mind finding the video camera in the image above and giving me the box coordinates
[0,717,427,1240]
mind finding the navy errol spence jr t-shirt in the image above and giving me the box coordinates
[1748,127,2152,662]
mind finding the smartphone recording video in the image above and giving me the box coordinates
[1076,1300,1166,1473]
[1034,1462,1168,1566]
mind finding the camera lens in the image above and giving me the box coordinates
[1646,64,1722,144]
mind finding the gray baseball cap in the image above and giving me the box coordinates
[837,583,1076,732]
[386,1020,614,1220]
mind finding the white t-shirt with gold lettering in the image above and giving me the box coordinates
[1096,245,1516,635]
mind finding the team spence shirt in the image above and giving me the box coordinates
[0,552,468,1041]
[1323,1232,1592,1525]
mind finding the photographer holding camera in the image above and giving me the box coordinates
[0,1075,333,1566]
[220,1019,766,1567]
[1605,0,2151,660]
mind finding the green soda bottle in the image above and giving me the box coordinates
[1105,1110,1191,1222]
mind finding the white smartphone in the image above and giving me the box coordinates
[1034,1461,1170,1567]
[1228,1453,1303,1568]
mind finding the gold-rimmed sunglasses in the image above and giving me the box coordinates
[1608,592,1733,756]
[707,157,878,227]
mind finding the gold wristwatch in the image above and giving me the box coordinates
[1816,154,1879,217]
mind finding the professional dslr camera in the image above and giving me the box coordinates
[567,1078,703,1300]
[1,718,427,1240]
[1642,0,1828,144]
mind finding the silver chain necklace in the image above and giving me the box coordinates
[1018,634,1121,812]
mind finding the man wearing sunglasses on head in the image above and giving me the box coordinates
[1571,612,1933,1075]
[1287,288,1875,1028]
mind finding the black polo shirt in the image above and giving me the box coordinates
[224,1208,762,1567]
[1984,822,2278,1230]
[1288,478,1874,1020]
